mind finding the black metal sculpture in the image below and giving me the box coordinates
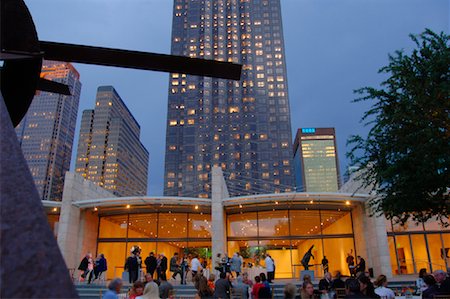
[301,245,315,270]
[0,1,241,298]
[0,0,242,127]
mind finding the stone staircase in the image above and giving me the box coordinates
[76,279,416,299]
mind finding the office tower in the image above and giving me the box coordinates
[164,0,294,198]
[75,86,149,197]
[15,60,82,201]
[293,128,341,192]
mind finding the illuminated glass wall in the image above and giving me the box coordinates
[227,208,354,279]
[387,218,450,275]
[97,212,212,279]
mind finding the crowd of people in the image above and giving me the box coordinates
[79,248,450,299]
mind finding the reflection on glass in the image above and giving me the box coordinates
[289,210,321,236]
[189,213,211,238]
[227,213,258,237]
[158,213,188,238]
[258,210,289,237]
[321,210,353,235]
[128,214,158,238]
[99,215,127,238]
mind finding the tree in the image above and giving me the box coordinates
[347,29,449,226]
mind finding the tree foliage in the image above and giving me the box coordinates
[347,29,449,225]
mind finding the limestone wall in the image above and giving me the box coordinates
[58,172,115,272]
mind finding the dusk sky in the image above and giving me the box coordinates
[25,0,449,196]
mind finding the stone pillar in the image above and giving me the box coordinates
[353,202,393,278]
[57,172,114,271]
[211,166,229,268]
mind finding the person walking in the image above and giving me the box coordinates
[78,252,91,281]
[191,254,203,276]
[170,252,182,282]
[346,249,355,277]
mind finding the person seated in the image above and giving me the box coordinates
[284,283,297,299]
[434,269,450,295]
[358,273,379,298]
[207,273,216,291]
[158,275,173,299]
[137,281,160,299]
[128,281,144,299]
[196,275,214,299]
[374,275,395,299]
[331,271,345,290]
[344,278,365,299]
[416,268,427,295]
[422,274,438,299]
[300,281,315,299]
[318,272,332,296]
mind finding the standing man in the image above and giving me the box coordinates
[264,254,275,283]
[346,249,355,277]
[321,256,329,275]
[170,252,182,282]
[231,253,242,277]
[160,253,168,280]
[191,254,203,277]
[355,256,366,274]
[145,252,157,278]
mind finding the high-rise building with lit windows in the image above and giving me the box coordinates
[293,128,341,192]
[15,60,82,201]
[75,86,149,197]
[164,0,294,198]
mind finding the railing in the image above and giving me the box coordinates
[396,259,447,274]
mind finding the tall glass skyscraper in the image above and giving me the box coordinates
[293,128,341,192]
[16,60,81,201]
[75,86,149,197]
[164,0,294,198]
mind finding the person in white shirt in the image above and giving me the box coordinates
[374,274,395,299]
[190,254,203,276]
[264,254,275,283]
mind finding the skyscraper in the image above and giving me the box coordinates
[75,86,149,197]
[293,128,341,192]
[15,60,81,201]
[164,0,294,198]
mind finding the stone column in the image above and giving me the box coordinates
[211,166,229,268]
[353,202,393,278]
[57,172,113,271]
